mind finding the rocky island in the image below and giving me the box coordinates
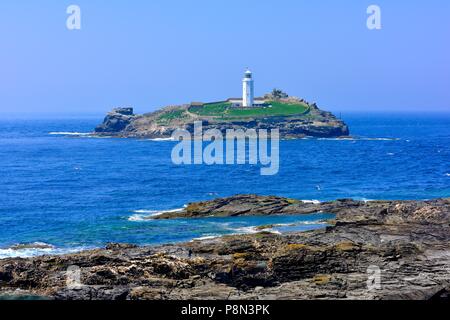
[1,195,449,300]
[93,91,349,139]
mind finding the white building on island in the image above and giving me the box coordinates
[242,69,254,107]
[226,69,267,108]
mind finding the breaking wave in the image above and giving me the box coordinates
[48,132,90,136]
[0,242,88,259]
[128,207,185,221]
[314,137,399,141]
[191,235,221,241]
[146,137,174,141]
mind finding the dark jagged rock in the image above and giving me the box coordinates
[95,107,136,134]
[0,196,449,300]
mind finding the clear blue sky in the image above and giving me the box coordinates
[1,0,449,115]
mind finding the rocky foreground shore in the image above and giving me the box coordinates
[1,195,449,300]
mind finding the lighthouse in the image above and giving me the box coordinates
[242,69,254,107]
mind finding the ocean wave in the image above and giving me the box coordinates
[231,226,261,234]
[230,224,286,235]
[363,138,399,141]
[48,132,90,136]
[446,173,450,177]
[226,220,329,236]
[316,137,399,141]
[295,220,328,225]
[128,207,185,221]
[128,214,150,222]
[191,235,221,241]
[146,137,174,141]
[0,242,87,259]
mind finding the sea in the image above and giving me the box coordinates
[0,113,449,258]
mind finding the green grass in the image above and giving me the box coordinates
[157,109,187,123]
[189,102,231,116]
[228,101,309,117]
[189,100,309,119]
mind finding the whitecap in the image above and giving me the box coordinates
[191,235,220,241]
[146,137,174,141]
[128,207,185,221]
[230,226,281,235]
[133,209,158,214]
[0,242,88,259]
[128,214,150,222]
[446,173,450,177]
[49,132,90,136]
[317,138,355,141]
[231,226,261,234]
[229,221,328,236]
[308,137,399,141]
[295,220,328,225]
[366,138,399,141]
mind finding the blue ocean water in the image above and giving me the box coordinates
[0,113,449,258]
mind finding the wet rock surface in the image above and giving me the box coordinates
[1,195,449,300]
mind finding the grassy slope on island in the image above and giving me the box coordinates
[189,102,231,116]
[188,101,310,119]
[156,109,188,124]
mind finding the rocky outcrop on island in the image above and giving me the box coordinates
[93,97,349,139]
[1,195,449,300]
[94,107,136,134]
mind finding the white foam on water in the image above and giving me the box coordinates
[366,138,399,141]
[133,209,158,214]
[48,132,90,136]
[128,214,150,222]
[227,220,329,236]
[0,242,88,259]
[191,235,221,241]
[231,226,261,235]
[446,173,450,177]
[128,207,185,221]
[296,220,328,225]
[230,225,283,235]
[318,137,399,141]
[146,137,174,141]
[353,197,376,203]
[317,138,355,141]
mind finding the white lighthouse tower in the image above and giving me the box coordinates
[242,69,254,107]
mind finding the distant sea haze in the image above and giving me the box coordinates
[0,113,449,258]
